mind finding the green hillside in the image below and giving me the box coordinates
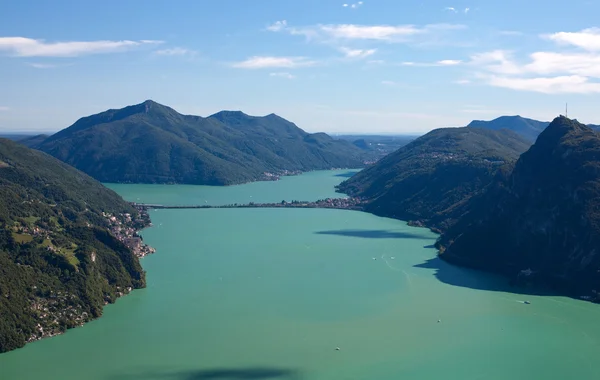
[0,138,148,353]
[438,117,600,299]
[37,101,365,185]
[337,127,531,231]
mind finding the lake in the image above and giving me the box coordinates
[2,169,600,379]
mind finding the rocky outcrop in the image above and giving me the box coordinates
[438,116,600,299]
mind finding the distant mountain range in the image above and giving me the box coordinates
[337,127,531,231]
[34,100,365,185]
[438,117,600,300]
[468,115,600,142]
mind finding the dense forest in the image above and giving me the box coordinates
[437,117,600,299]
[35,100,366,185]
[0,138,149,353]
[337,127,531,231]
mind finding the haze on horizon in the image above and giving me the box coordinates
[1,0,600,135]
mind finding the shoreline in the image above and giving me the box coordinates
[19,209,157,351]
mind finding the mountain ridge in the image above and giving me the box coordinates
[336,126,531,231]
[37,101,366,185]
[437,116,600,299]
[467,115,600,142]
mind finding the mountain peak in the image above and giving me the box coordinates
[467,115,550,142]
[210,110,250,118]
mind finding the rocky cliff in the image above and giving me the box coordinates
[438,116,600,299]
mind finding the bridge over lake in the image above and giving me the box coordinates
[131,198,363,211]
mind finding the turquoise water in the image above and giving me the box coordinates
[2,170,600,379]
[105,169,355,206]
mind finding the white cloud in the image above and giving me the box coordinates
[0,106,9,111]
[455,79,471,84]
[320,24,421,40]
[269,72,296,79]
[401,59,462,67]
[484,74,600,94]
[154,47,196,56]
[339,47,376,58]
[0,37,163,57]
[266,20,288,32]
[381,80,397,86]
[445,7,457,13]
[231,56,317,69]
[267,21,465,43]
[26,62,73,69]
[471,49,600,78]
[469,45,600,94]
[343,1,364,9]
[464,7,470,13]
[469,50,522,74]
[544,28,600,51]
[438,59,462,65]
[525,51,600,77]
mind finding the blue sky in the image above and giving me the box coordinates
[1,0,600,134]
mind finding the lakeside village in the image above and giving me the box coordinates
[14,209,155,344]
[103,209,155,258]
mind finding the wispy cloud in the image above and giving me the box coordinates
[498,30,524,36]
[0,37,163,57]
[483,74,600,94]
[231,56,317,69]
[339,47,376,59]
[266,20,288,32]
[438,59,462,65]
[343,1,364,9]
[445,7,470,14]
[543,27,600,51]
[269,72,296,79]
[0,106,9,112]
[468,29,600,94]
[401,59,462,67]
[26,62,73,69]
[266,21,466,43]
[154,47,196,56]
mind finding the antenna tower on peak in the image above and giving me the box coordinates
[565,103,568,118]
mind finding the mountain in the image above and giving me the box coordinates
[467,115,549,142]
[437,117,600,299]
[468,115,600,141]
[0,138,149,353]
[336,127,531,231]
[37,101,365,185]
[335,135,417,162]
[17,134,49,148]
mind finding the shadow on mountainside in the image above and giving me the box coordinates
[110,367,303,380]
[413,256,561,297]
[315,229,427,239]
